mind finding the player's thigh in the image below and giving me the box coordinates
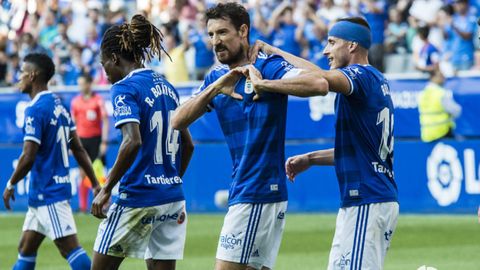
[94,204,155,258]
[362,202,399,269]
[91,251,124,270]
[18,230,46,255]
[216,202,287,269]
[145,201,187,261]
[327,205,369,270]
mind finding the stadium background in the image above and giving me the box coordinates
[1,0,480,269]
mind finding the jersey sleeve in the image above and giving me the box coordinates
[259,54,295,80]
[111,83,140,128]
[23,106,43,145]
[192,70,215,111]
[337,65,369,100]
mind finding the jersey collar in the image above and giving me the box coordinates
[29,90,52,106]
[114,68,152,85]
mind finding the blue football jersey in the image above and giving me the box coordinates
[335,64,398,207]
[197,52,294,205]
[111,68,184,208]
[23,91,76,207]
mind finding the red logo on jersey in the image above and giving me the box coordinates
[177,211,186,224]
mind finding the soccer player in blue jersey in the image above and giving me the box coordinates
[244,17,399,270]
[90,14,194,270]
[2,53,100,270]
[171,3,326,270]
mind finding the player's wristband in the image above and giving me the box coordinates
[6,180,15,191]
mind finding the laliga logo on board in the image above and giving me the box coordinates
[427,143,480,206]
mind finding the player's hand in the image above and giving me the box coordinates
[91,187,110,219]
[285,154,311,182]
[3,187,15,210]
[92,185,101,198]
[213,69,244,100]
[248,40,276,63]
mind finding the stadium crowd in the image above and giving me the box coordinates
[1,0,480,88]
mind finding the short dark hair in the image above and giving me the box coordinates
[337,17,371,30]
[205,2,250,36]
[23,53,55,83]
[417,25,430,40]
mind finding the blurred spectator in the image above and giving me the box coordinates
[360,0,388,72]
[187,13,214,80]
[317,0,348,22]
[414,25,440,73]
[18,32,49,59]
[445,0,477,71]
[409,0,443,25]
[385,7,408,54]
[5,53,21,86]
[61,44,85,85]
[51,22,71,65]
[38,9,58,52]
[301,4,330,70]
[418,69,462,142]
[268,3,304,57]
[162,23,189,84]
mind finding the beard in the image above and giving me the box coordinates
[216,46,245,65]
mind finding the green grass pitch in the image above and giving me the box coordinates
[0,213,479,269]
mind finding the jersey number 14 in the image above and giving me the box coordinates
[377,107,394,162]
[150,110,180,165]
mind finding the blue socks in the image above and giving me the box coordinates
[12,252,36,270]
[66,247,91,270]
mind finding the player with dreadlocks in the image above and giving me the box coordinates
[90,14,194,270]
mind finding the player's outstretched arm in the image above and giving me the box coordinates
[70,130,100,194]
[285,148,334,181]
[242,65,329,98]
[179,129,194,178]
[3,141,39,210]
[91,123,141,219]
[249,41,352,96]
[171,69,243,130]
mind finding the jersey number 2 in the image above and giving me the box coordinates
[150,110,180,164]
[377,107,394,162]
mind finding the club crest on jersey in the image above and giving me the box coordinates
[244,79,254,94]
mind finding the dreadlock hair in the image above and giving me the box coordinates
[24,53,55,83]
[100,14,167,64]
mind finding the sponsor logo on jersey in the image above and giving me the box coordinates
[25,116,35,135]
[251,249,260,257]
[277,211,285,220]
[177,211,186,224]
[220,233,243,250]
[113,95,132,117]
[427,143,462,206]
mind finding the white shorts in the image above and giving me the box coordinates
[216,201,287,269]
[328,202,399,270]
[22,200,77,240]
[93,200,187,260]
